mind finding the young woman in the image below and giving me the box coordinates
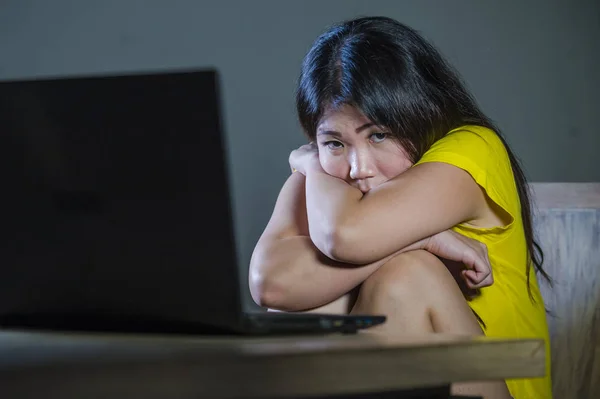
[249,16,552,399]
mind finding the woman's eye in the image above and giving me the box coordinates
[370,133,388,143]
[325,141,343,150]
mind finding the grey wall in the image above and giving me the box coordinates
[1,0,598,310]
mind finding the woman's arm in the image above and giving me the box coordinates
[303,160,488,265]
[250,164,494,311]
[249,172,403,311]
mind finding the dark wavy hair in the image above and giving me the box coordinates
[295,16,551,297]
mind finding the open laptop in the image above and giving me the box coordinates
[0,69,385,335]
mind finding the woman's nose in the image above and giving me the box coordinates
[349,151,375,180]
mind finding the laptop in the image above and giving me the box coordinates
[0,69,385,335]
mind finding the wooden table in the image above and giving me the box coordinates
[0,329,545,399]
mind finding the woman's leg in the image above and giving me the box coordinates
[350,250,481,334]
[350,250,512,399]
[297,291,354,314]
[269,286,360,314]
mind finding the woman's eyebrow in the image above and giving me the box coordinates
[355,122,375,133]
[317,130,342,138]
[317,123,376,137]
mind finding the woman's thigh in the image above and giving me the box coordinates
[269,286,361,315]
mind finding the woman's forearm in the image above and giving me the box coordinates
[250,235,388,311]
[303,166,437,264]
[250,169,428,311]
[249,172,384,310]
[304,167,363,261]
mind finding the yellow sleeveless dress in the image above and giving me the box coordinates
[415,125,552,399]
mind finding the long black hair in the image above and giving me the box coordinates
[295,16,551,296]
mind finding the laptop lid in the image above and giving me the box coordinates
[0,69,244,331]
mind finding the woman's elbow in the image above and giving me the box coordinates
[249,264,282,308]
[248,250,296,309]
[320,225,365,264]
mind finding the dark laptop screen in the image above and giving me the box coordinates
[0,70,241,331]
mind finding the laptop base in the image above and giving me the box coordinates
[0,311,385,336]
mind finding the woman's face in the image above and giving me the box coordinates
[315,105,413,193]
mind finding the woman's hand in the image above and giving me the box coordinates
[289,142,321,175]
[420,230,493,289]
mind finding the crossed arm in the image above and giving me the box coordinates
[249,160,492,311]
[248,173,398,311]
[304,160,485,263]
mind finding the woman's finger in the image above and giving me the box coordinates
[466,260,489,282]
[465,267,493,288]
[467,255,488,281]
[462,270,482,289]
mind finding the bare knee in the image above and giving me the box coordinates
[360,250,454,302]
[354,250,481,335]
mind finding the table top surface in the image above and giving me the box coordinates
[0,329,546,398]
